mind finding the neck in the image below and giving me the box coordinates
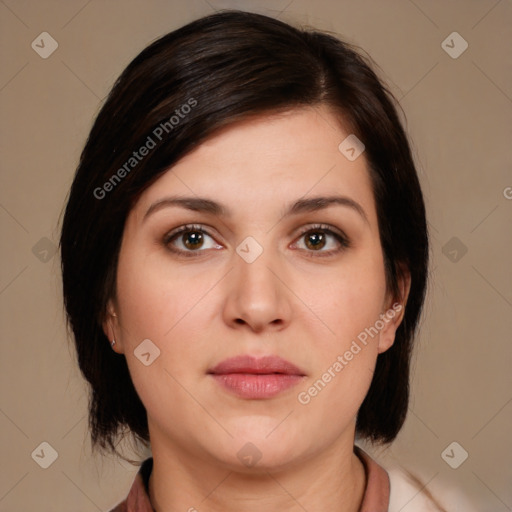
[148,434,366,512]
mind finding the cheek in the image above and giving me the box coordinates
[113,250,210,421]
[293,246,387,404]
[116,246,213,343]
[114,242,224,400]
[294,288,385,439]
[305,247,387,352]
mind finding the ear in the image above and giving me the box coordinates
[102,299,122,353]
[377,269,411,354]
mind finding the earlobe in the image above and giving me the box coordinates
[102,301,120,351]
[377,301,405,353]
[378,269,411,354]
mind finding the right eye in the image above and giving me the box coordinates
[164,224,223,257]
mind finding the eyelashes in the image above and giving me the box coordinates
[162,223,351,258]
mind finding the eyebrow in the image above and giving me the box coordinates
[143,195,369,224]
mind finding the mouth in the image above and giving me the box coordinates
[207,355,306,399]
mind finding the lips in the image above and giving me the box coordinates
[209,355,306,376]
[208,355,306,399]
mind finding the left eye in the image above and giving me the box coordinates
[292,226,349,253]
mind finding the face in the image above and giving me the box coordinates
[105,106,406,471]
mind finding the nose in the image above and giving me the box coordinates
[221,247,292,333]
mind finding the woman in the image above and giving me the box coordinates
[60,10,434,511]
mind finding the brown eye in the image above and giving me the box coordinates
[292,225,350,256]
[164,224,223,256]
[182,230,204,250]
[304,231,326,250]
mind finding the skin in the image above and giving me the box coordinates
[104,105,409,512]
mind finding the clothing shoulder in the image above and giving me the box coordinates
[387,466,478,512]
[388,467,446,511]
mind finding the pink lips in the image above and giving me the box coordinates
[208,355,306,399]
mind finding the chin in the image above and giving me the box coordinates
[231,416,299,446]
[218,444,304,475]
[214,418,307,472]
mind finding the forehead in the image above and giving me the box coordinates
[133,106,376,224]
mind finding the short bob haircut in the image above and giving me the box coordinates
[60,10,429,455]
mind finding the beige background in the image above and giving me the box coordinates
[1,0,511,510]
